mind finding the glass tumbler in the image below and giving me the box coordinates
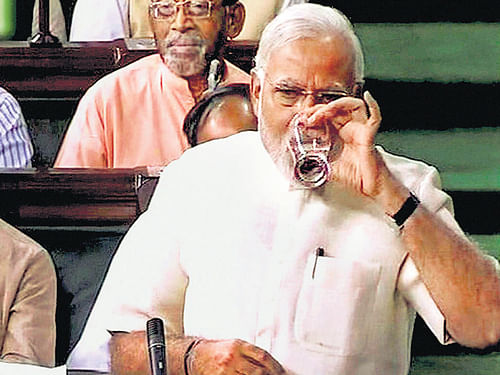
[287,113,332,189]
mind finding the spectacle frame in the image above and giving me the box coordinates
[264,75,363,107]
[149,0,220,21]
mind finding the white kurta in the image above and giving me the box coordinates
[69,131,458,374]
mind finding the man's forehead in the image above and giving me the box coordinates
[264,38,355,89]
[269,37,354,67]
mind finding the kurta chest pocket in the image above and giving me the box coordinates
[294,253,381,356]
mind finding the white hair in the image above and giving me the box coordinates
[254,3,365,84]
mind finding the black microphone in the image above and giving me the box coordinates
[147,317,167,375]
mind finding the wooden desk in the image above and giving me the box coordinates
[0,167,159,228]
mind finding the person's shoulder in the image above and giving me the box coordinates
[85,54,163,93]
[0,86,10,100]
[161,132,259,182]
[152,132,261,210]
[0,219,50,264]
[0,87,20,108]
[0,88,23,132]
[119,53,163,72]
[103,53,161,80]
[185,131,258,162]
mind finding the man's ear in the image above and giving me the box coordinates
[250,69,262,115]
[225,2,245,39]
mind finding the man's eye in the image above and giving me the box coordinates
[157,4,175,16]
[189,1,209,14]
[277,89,300,100]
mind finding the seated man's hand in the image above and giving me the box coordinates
[306,91,384,197]
[189,338,286,375]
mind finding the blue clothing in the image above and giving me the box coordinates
[0,88,33,167]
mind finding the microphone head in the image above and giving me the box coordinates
[147,318,165,348]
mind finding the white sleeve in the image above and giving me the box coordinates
[397,255,454,345]
[70,0,129,41]
[67,174,189,371]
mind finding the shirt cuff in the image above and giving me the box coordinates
[398,255,455,345]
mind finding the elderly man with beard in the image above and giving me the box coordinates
[54,0,248,168]
[67,4,500,375]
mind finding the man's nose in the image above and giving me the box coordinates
[298,93,317,109]
[170,6,195,31]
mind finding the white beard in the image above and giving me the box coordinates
[157,32,208,77]
[164,47,207,77]
[257,93,295,182]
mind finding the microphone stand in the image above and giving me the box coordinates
[30,0,62,47]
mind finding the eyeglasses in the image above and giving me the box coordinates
[265,76,352,107]
[149,1,218,21]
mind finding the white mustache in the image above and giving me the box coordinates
[165,32,204,48]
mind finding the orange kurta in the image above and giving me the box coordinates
[54,54,249,168]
